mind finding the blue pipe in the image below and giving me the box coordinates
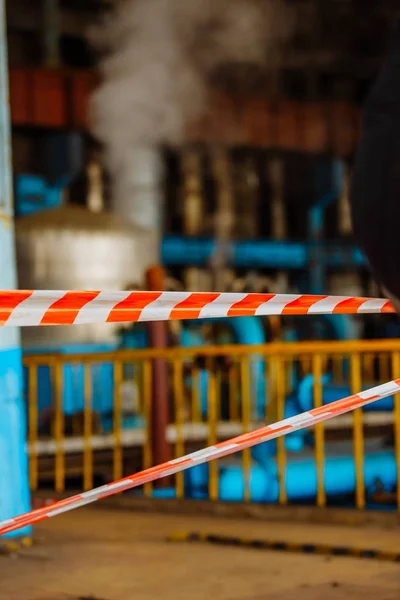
[297,374,395,413]
[217,450,397,503]
[162,236,367,269]
[224,316,266,418]
[182,317,267,419]
[185,397,305,499]
[0,0,31,538]
[15,175,66,217]
[23,343,117,418]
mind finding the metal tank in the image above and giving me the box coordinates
[15,204,158,348]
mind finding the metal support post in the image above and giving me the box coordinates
[0,0,31,541]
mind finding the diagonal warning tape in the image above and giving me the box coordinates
[1,378,399,537]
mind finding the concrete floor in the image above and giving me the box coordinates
[1,508,400,600]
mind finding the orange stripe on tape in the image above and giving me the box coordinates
[311,394,380,416]
[281,295,328,314]
[382,301,396,313]
[332,298,367,314]
[256,425,293,438]
[40,291,101,325]
[106,292,162,323]
[100,460,195,499]
[169,293,221,320]
[0,291,33,324]
[234,425,293,444]
[227,294,276,317]
[10,512,50,532]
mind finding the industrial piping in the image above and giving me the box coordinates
[162,236,366,270]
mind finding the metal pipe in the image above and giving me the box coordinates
[146,266,171,486]
[111,146,164,276]
[268,157,286,241]
[236,156,259,238]
[43,0,60,67]
[162,235,366,270]
[351,353,365,509]
[111,146,164,232]
[210,148,234,291]
[86,150,104,214]
[338,162,352,237]
[312,354,326,508]
[181,149,204,291]
[268,156,288,295]
[181,149,203,237]
[308,160,344,294]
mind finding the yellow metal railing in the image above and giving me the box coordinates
[23,339,400,510]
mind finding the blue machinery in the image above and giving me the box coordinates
[13,157,399,509]
[185,447,397,504]
[0,0,31,539]
[14,173,367,272]
[15,178,367,272]
[161,235,366,272]
[162,160,366,277]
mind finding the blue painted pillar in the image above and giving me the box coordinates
[0,0,31,539]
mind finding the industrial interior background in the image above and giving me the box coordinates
[2,0,400,551]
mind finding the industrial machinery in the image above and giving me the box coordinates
[13,143,162,436]
[2,0,400,526]
[12,145,376,439]
[16,204,156,347]
[9,33,396,504]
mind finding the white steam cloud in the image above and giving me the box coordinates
[89,0,292,171]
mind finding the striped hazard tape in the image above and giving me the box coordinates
[0,378,399,537]
[167,532,400,563]
[0,290,395,327]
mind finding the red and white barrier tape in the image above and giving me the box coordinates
[1,378,399,536]
[0,291,395,326]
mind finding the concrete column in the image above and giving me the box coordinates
[0,0,31,540]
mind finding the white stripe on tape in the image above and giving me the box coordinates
[198,293,247,319]
[95,481,132,498]
[73,291,131,325]
[5,291,65,326]
[189,445,238,462]
[357,299,388,313]
[0,518,16,528]
[255,294,301,316]
[47,496,95,517]
[149,467,184,479]
[137,291,192,322]
[307,296,349,314]
[358,380,400,400]
[268,411,315,430]
[309,412,333,420]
